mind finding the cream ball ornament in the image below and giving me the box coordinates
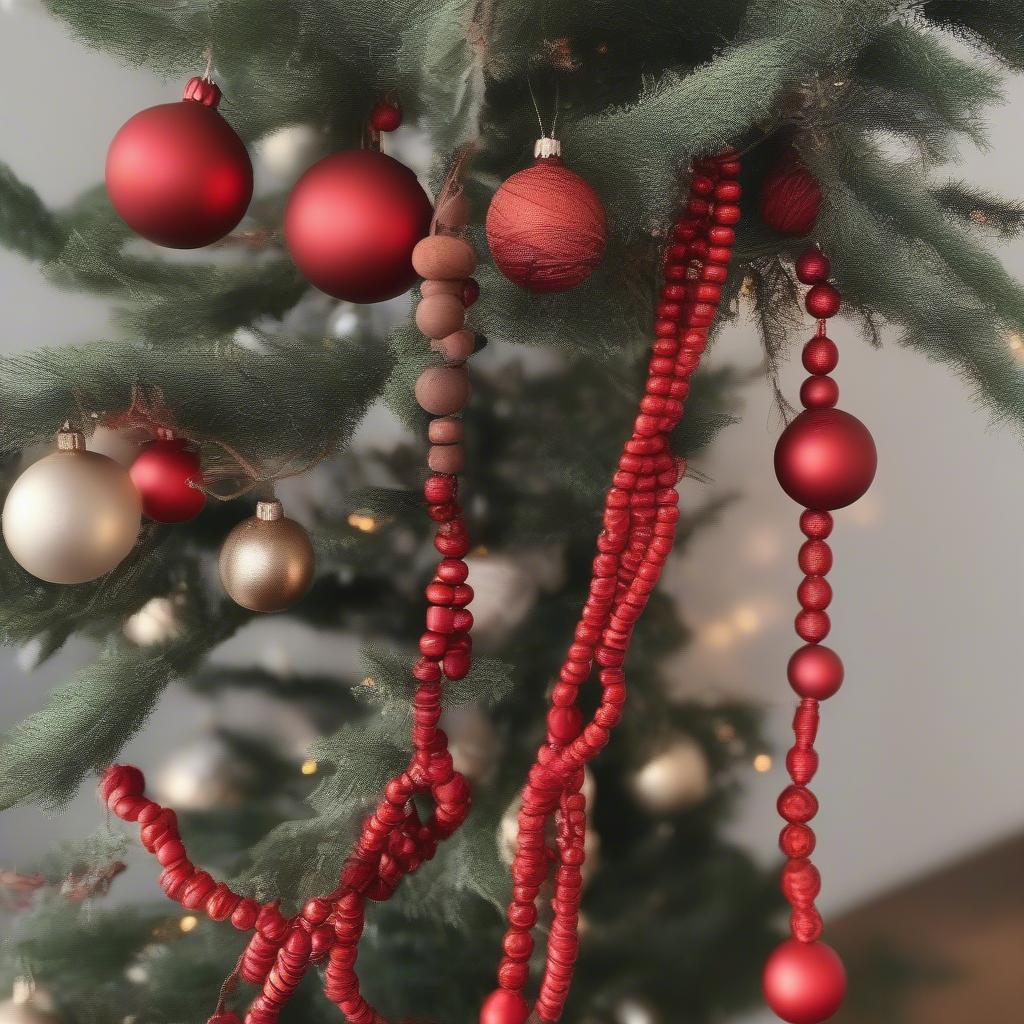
[3,428,141,584]
[219,499,315,612]
[631,736,711,814]
[0,981,61,1024]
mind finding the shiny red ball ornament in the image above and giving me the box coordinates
[369,100,403,133]
[775,408,877,510]
[106,77,253,248]
[129,435,206,523]
[759,156,822,237]
[285,149,433,303]
[763,939,846,1024]
[788,644,844,700]
[486,140,607,293]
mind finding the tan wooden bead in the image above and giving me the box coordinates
[428,443,465,474]
[412,235,477,280]
[431,329,475,363]
[428,417,464,445]
[421,279,464,298]
[415,366,470,416]
[415,293,465,339]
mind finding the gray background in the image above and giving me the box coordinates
[1,9,1022,1022]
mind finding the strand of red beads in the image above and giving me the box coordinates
[480,151,743,1024]
[762,247,877,1024]
[99,164,483,1024]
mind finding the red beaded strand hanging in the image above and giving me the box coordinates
[97,148,744,1024]
[480,152,743,1024]
[762,247,877,1024]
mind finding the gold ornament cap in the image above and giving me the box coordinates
[256,499,284,521]
[55,427,86,452]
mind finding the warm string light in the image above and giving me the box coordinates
[179,914,198,933]
[299,759,318,776]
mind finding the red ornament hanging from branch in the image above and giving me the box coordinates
[486,138,607,293]
[106,76,253,249]
[758,151,822,237]
[763,243,876,1024]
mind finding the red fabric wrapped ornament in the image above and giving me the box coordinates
[763,939,846,1024]
[106,77,253,249]
[759,154,822,237]
[129,434,206,523]
[284,149,433,303]
[486,138,607,293]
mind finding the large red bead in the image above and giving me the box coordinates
[129,438,206,523]
[285,150,433,303]
[486,157,607,293]
[775,408,876,510]
[763,939,846,1024]
[106,97,252,248]
[479,988,529,1024]
[788,644,844,700]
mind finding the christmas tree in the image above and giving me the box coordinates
[2,3,1023,1024]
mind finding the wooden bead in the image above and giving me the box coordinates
[428,444,465,473]
[428,417,464,444]
[431,329,475,363]
[415,366,470,415]
[416,293,466,339]
[421,279,464,298]
[412,235,477,280]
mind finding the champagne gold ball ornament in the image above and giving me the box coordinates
[2,428,142,584]
[219,499,315,612]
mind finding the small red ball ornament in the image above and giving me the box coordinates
[788,644,844,700]
[795,248,830,285]
[763,939,846,1024]
[759,156,822,237]
[369,100,403,133]
[486,138,607,293]
[805,283,841,319]
[285,149,433,303]
[106,77,253,248]
[129,435,206,523]
[479,989,529,1024]
[775,408,877,510]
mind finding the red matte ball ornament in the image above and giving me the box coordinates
[106,77,253,248]
[486,138,607,293]
[788,644,844,700]
[369,100,403,133]
[129,435,206,523]
[285,149,433,303]
[775,408,877,510]
[763,940,847,1024]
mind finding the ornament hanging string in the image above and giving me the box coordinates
[99,151,743,1024]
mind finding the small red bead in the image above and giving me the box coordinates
[798,540,832,575]
[797,575,832,611]
[480,988,529,1024]
[799,511,833,540]
[805,282,841,318]
[714,203,741,225]
[802,336,838,374]
[795,609,830,643]
[795,248,830,285]
[463,278,481,307]
[780,823,817,859]
[799,375,838,409]
[436,558,469,584]
[778,784,818,824]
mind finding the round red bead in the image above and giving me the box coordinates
[805,283,841,319]
[802,337,838,374]
[795,248,830,285]
[763,939,846,1024]
[787,644,844,700]
[480,989,529,1024]
[799,375,838,409]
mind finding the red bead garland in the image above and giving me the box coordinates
[480,152,742,1024]
[100,152,742,1024]
[764,247,876,1024]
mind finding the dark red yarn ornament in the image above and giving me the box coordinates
[765,246,875,1024]
[99,152,742,1024]
[759,155,822,237]
[486,140,607,293]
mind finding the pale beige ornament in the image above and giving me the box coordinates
[0,981,60,1024]
[631,737,710,814]
[153,733,246,810]
[218,499,315,613]
[2,428,141,584]
[123,594,185,646]
[87,423,153,468]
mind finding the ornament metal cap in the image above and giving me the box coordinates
[256,499,284,522]
[56,427,86,452]
[533,137,562,160]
